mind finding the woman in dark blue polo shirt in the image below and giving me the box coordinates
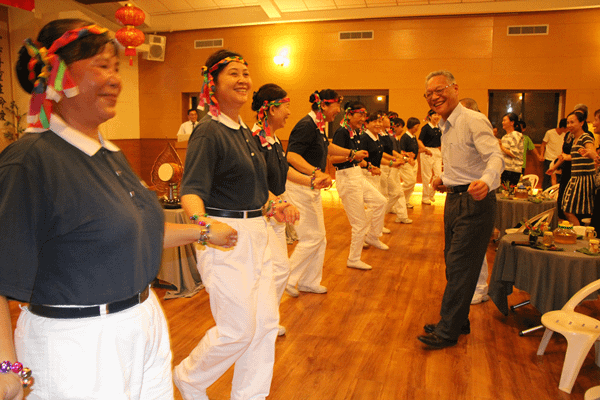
[0,19,224,399]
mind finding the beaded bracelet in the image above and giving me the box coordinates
[266,198,287,218]
[0,361,32,388]
[190,214,211,245]
[310,167,321,190]
[347,149,356,161]
[367,162,373,171]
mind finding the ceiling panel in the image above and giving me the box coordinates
[334,0,366,8]
[133,0,170,14]
[275,0,308,12]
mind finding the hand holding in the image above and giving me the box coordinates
[432,177,444,192]
[354,150,368,161]
[0,374,23,400]
[312,176,330,190]
[280,203,300,224]
[370,166,381,176]
[207,220,238,248]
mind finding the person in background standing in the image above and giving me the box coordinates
[498,112,524,186]
[418,110,442,205]
[177,108,199,142]
[540,118,567,189]
[399,117,421,209]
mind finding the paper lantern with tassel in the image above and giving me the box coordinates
[115,3,145,66]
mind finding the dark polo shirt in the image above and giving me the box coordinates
[181,113,268,210]
[286,113,329,172]
[0,117,164,305]
[360,130,384,168]
[252,124,289,197]
[332,125,362,169]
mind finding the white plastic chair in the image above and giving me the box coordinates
[542,183,560,200]
[536,279,600,393]
[522,173,540,189]
[514,207,556,234]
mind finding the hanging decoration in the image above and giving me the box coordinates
[114,3,146,66]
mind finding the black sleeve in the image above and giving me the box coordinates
[286,117,315,157]
[180,122,218,203]
[332,126,349,148]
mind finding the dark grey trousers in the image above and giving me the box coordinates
[434,190,496,340]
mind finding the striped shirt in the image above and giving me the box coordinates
[570,132,595,176]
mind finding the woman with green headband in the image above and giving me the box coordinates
[1,18,222,400]
[250,83,328,337]
[177,50,280,400]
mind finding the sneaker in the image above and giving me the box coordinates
[381,226,391,234]
[406,202,414,209]
[421,199,432,205]
[285,285,299,297]
[395,217,413,224]
[364,237,389,250]
[347,259,373,270]
[298,285,327,294]
[471,294,490,305]
[278,325,287,336]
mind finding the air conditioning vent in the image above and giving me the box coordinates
[339,31,374,41]
[507,25,548,36]
[194,39,224,49]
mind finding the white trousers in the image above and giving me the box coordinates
[420,148,442,202]
[268,217,290,304]
[175,216,278,400]
[379,164,403,214]
[399,162,418,204]
[285,181,327,288]
[336,166,387,262]
[474,256,489,296]
[15,290,173,400]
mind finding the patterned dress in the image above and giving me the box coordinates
[563,132,595,215]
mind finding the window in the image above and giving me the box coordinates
[488,90,564,143]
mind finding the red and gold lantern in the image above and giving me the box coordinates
[114,3,145,66]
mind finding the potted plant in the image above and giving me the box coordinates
[524,221,550,245]
[3,101,26,142]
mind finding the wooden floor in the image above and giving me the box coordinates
[9,189,600,399]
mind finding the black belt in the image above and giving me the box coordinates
[28,286,150,319]
[335,164,359,171]
[206,207,262,219]
[446,184,470,194]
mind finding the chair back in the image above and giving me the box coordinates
[542,183,560,200]
[516,207,556,233]
[562,278,600,312]
[522,174,540,189]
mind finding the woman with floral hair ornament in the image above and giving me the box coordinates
[176,50,283,400]
[250,83,328,336]
[1,18,228,400]
[284,89,368,297]
[330,101,387,270]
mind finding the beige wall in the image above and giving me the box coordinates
[139,8,600,141]
[6,1,140,142]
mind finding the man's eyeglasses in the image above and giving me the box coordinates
[424,83,456,100]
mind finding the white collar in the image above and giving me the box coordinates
[308,110,318,125]
[25,114,120,156]
[365,129,379,141]
[211,113,248,130]
[405,132,415,138]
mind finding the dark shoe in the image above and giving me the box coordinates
[423,323,470,335]
[417,332,457,349]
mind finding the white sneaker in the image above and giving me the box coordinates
[285,285,299,297]
[347,259,373,270]
[298,285,327,294]
[364,237,389,250]
[278,325,287,336]
[406,202,414,209]
[421,199,432,205]
[471,294,490,305]
[381,226,391,234]
[395,217,413,224]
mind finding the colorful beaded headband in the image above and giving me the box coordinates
[341,107,366,138]
[312,91,342,134]
[24,24,109,129]
[253,97,290,149]
[199,56,248,117]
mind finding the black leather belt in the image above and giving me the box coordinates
[446,184,470,194]
[206,207,262,219]
[28,286,150,319]
[335,164,359,171]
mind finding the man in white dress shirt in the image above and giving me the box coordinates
[177,108,199,142]
[418,70,504,349]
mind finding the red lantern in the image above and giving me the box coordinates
[114,3,146,66]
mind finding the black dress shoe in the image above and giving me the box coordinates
[417,332,458,349]
[423,323,470,335]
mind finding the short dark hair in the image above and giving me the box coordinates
[391,117,405,128]
[407,117,420,129]
[310,89,340,111]
[558,118,567,129]
[365,111,382,123]
[188,108,198,115]
[568,110,586,123]
[251,83,287,112]
[343,100,366,112]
